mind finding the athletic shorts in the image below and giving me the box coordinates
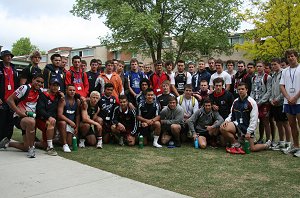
[270,105,288,122]
[258,103,271,119]
[195,130,210,139]
[13,117,26,135]
[234,123,254,138]
[35,118,48,143]
[102,121,112,135]
[283,104,300,115]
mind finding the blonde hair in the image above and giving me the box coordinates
[90,91,100,98]
[29,50,41,59]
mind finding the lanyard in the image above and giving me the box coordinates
[289,66,298,88]
[4,67,12,85]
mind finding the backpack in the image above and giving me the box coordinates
[179,95,196,107]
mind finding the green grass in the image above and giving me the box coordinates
[12,129,300,198]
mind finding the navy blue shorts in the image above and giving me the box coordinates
[283,104,300,115]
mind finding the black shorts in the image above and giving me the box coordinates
[270,105,288,122]
[13,117,26,135]
[196,130,210,139]
[234,123,254,138]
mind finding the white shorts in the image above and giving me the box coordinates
[66,124,75,134]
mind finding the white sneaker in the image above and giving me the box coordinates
[27,146,35,158]
[294,149,300,157]
[63,144,71,153]
[79,139,85,148]
[265,140,272,149]
[153,142,162,148]
[96,139,103,149]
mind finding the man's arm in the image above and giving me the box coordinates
[57,99,75,127]
[7,93,26,118]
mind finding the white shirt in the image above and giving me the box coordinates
[209,71,232,88]
[280,65,300,104]
[167,71,175,85]
[177,95,199,117]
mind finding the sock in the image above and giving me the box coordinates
[153,135,159,144]
[97,136,102,142]
[232,142,241,148]
[286,142,291,147]
[80,139,85,143]
[47,140,53,148]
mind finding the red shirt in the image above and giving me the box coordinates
[149,71,169,95]
[65,66,89,98]
[15,85,40,113]
[4,66,15,101]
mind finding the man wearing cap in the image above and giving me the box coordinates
[20,50,42,85]
[0,50,19,142]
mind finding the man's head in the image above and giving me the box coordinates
[61,56,68,69]
[167,96,177,110]
[31,73,44,91]
[203,99,212,113]
[90,91,100,105]
[112,59,119,69]
[237,82,248,98]
[117,60,125,73]
[162,80,171,94]
[90,59,98,72]
[183,84,193,99]
[188,62,196,74]
[264,63,272,74]
[139,78,150,92]
[247,62,255,74]
[176,60,185,73]
[104,83,114,97]
[280,57,288,69]
[119,95,128,110]
[29,51,42,66]
[215,59,223,74]
[237,60,245,73]
[285,49,298,66]
[49,78,60,93]
[139,62,144,72]
[97,59,103,71]
[144,64,152,73]
[50,53,62,68]
[256,61,265,74]
[154,60,163,73]
[271,58,281,73]
[200,80,208,91]
[226,60,235,72]
[164,60,174,73]
[81,60,87,72]
[105,60,114,74]
[130,58,139,71]
[72,55,81,70]
[213,77,224,93]
[0,50,14,63]
[198,60,206,71]
[208,57,215,70]
[145,88,154,103]
[66,84,76,97]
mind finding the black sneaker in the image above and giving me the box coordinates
[0,137,9,149]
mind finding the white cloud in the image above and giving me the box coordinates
[0,0,109,52]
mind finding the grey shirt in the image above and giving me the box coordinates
[160,105,184,125]
[269,69,284,106]
[250,73,271,105]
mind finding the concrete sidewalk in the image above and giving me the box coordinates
[0,148,190,198]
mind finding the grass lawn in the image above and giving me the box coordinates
[12,129,300,198]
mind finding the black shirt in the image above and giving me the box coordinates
[137,101,160,119]
[157,93,174,110]
[98,95,117,122]
[20,64,42,84]
[86,71,99,95]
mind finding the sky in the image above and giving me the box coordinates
[0,0,253,53]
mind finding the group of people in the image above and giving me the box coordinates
[0,48,299,158]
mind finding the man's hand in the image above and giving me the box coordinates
[0,99,3,105]
[245,133,251,140]
[193,133,197,140]
[117,123,126,131]
[212,105,219,111]
[288,96,297,105]
[141,122,149,127]
[206,125,214,131]
[69,121,76,129]
[48,117,56,126]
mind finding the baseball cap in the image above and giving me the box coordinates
[0,50,14,60]
[50,78,60,85]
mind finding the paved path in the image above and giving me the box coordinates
[0,148,190,198]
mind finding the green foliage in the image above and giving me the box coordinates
[11,37,38,56]
[71,0,242,62]
[236,0,300,61]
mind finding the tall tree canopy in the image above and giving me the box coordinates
[11,37,38,56]
[236,0,300,61]
[71,0,242,62]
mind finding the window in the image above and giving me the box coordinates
[114,51,120,60]
[83,49,93,56]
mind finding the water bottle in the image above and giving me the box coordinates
[139,135,144,149]
[26,111,36,118]
[194,137,199,149]
[72,136,78,151]
[244,140,250,154]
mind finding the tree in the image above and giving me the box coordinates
[11,37,38,56]
[71,0,242,62]
[236,0,300,61]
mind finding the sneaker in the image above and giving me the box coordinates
[272,142,285,151]
[256,139,264,144]
[27,146,35,158]
[63,144,71,153]
[265,140,272,149]
[0,137,9,149]
[46,147,58,156]
[187,130,193,138]
[235,147,246,154]
[271,141,277,148]
[96,139,103,149]
[119,136,124,146]
[153,142,162,148]
[79,139,85,148]
[294,150,300,157]
[282,146,293,154]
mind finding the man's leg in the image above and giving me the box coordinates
[249,137,270,152]
[94,117,103,148]
[170,124,181,147]
[78,122,90,148]
[287,114,299,148]
[152,121,162,148]
[198,135,207,149]
[262,117,271,141]
[45,120,57,156]
[220,122,236,145]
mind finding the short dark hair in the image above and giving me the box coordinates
[280,57,288,64]
[237,60,245,66]
[50,53,61,61]
[90,59,98,65]
[66,84,76,89]
[168,96,177,103]
[247,62,255,67]
[145,88,154,95]
[184,84,193,90]
[72,55,81,62]
[226,60,235,65]
[105,83,114,89]
[32,73,44,80]
[81,60,87,65]
[176,60,185,65]
[213,77,224,86]
[203,98,212,105]
[105,60,113,67]
[238,82,248,89]
[285,49,298,58]
[165,60,174,69]
[119,95,128,101]
[155,60,163,66]
[139,78,150,89]
[130,58,138,64]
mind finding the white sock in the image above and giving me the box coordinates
[47,140,53,148]
[80,139,85,143]
[153,136,159,144]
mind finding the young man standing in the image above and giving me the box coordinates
[164,60,176,95]
[144,64,153,78]
[188,62,197,76]
[225,60,236,78]
[0,74,44,158]
[86,59,102,96]
[136,78,152,106]
[231,60,247,98]
[280,49,300,157]
[0,50,19,143]
[65,55,89,98]
[250,61,272,143]
[191,60,211,93]
[149,60,169,96]
[157,80,175,110]
[187,99,223,149]
[79,91,103,148]
[57,85,81,152]
[137,88,162,148]
[270,58,291,151]
[193,80,211,106]
[160,96,184,147]
[209,59,231,91]
[60,56,68,73]
[173,60,192,96]
[220,83,271,154]
[206,57,216,75]
[243,62,256,96]
[20,50,42,85]
[111,95,138,146]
